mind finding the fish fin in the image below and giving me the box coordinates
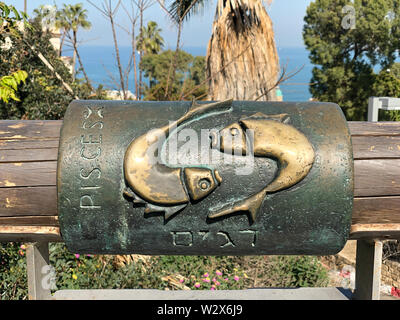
[208,192,265,224]
[123,188,146,204]
[187,99,233,114]
[241,113,290,123]
[144,203,187,220]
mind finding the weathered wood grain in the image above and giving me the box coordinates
[0,161,57,188]
[0,146,58,163]
[0,120,62,140]
[348,121,400,136]
[0,120,399,241]
[352,197,400,224]
[0,216,58,226]
[0,187,57,217]
[352,136,400,159]
[350,224,400,240]
[0,226,61,242]
[354,159,400,197]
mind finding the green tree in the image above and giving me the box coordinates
[140,49,207,100]
[136,21,164,56]
[303,0,400,120]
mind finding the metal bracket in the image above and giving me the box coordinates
[26,242,51,300]
[353,240,382,300]
[368,97,400,121]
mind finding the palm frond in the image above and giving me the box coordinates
[167,0,207,24]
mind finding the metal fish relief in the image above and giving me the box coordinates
[209,112,315,223]
[123,100,315,224]
[123,100,232,220]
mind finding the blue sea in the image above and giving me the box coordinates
[78,46,312,102]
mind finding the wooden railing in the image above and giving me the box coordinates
[0,120,399,241]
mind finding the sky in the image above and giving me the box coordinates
[6,0,312,48]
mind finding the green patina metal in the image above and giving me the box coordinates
[57,100,353,255]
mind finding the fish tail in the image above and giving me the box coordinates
[208,191,265,223]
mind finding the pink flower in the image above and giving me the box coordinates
[210,287,215,291]
[212,277,217,283]
[224,278,229,281]
[215,281,221,286]
[203,272,209,277]
[203,277,210,283]
[74,254,80,259]
[216,270,223,276]
[179,278,184,283]
[391,287,400,297]
[234,275,240,282]
[194,282,201,288]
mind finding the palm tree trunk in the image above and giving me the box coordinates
[206,0,280,101]
[72,46,77,81]
[164,21,182,100]
[132,29,139,100]
[109,14,126,99]
[138,6,144,99]
[72,30,93,91]
[59,32,66,57]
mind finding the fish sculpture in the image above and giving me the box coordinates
[209,112,315,223]
[123,99,233,220]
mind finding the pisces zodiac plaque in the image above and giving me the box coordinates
[58,100,353,255]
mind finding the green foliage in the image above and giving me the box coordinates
[0,70,28,103]
[266,256,329,287]
[0,2,31,36]
[0,18,102,120]
[166,0,206,24]
[140,50,207,100]
[1,242,330,299]
[303,0,400,120]
[0,243,27,300]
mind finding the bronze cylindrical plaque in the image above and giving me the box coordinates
[58,100,353,255]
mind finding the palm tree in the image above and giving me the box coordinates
[164,0,280,101]
[136,21,164,97]
[55,6,70,57]
[136,21,164,55]
[33,5,57,32]
[62,3,92,88]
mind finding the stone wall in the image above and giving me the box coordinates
[382,259,400,289]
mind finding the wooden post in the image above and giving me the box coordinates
[354,240,383,300]
[26,242,51,300]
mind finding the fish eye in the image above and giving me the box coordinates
[198,178,211,190]
[230,128,239,136]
